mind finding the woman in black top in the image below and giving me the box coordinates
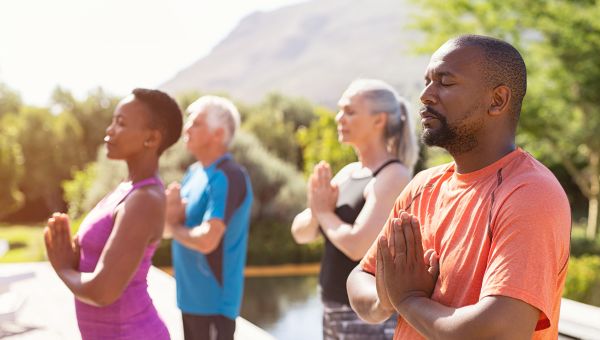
[291,79,419,339]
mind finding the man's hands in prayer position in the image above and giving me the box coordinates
[376,212,439,313]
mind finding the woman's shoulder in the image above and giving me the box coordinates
[124,185,165,214]
[376,161,411,181]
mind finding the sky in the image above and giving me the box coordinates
[0,0,307,106]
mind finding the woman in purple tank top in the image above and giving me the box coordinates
[43,88,183,340]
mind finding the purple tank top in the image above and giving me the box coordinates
[75,176,169,340]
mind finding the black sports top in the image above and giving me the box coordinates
[319,159,402,305]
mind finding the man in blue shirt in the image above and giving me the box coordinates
[164,95,253,340]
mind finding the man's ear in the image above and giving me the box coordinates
[212,127,225,144]
[489,85,511,117]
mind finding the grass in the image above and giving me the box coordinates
[0,224,46,263]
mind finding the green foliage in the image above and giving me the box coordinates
[242,93,317,169]
[0,118,25,219]
[0,225,45,263]
[6,107,85,213]
[51,87,119,164]
[564,255,600,307]
[410,0,600,238]
[62,163,97,220]
[246,221,322,265]
[296,107,357,177]
[231,131,306,221]
[571,226,600,257]
[0,83,22,118]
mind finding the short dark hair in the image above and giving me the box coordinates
[453,35,527,120]
[132,88,183,154]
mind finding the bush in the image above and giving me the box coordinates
[570,225,600,257]
[564,255,600,307]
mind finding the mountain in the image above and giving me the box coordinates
[160,0,429,108]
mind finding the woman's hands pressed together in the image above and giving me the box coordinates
[44,212,80,275]
[308,161,338,218]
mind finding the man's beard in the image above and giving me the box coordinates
[420,106,481,155]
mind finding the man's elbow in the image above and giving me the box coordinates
[346,268,387,324]
[193,238,220,254]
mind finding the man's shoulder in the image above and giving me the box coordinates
[215,157,250,180]
[500,151,567,197]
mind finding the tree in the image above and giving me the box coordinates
[0,83,22,118]
[0,117,24,219]
[411,0,600,238]
[12,107,85,213]
[296,107,356,177]
[242,92,317,169]
[51,87,118,164]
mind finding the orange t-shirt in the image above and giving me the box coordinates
[360,148,571,339]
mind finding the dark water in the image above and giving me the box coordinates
[240,275,322,340]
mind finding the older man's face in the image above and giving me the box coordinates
[183,110,213,153]
[419,43,491,155]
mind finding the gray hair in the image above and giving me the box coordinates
[187,95,241,147]
[340,79,419,172]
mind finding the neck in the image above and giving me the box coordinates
[126,153,159,183]
[451,139,515,174]
[354,140,395,171]
[194,144,228,167]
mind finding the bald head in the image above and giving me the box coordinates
[444,35,527,121]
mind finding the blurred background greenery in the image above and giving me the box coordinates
[1,0,599,309]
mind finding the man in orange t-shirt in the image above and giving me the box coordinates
[347,35,571,339]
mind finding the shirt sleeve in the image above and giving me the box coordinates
[480,180,571,330]
[202,172,228,223]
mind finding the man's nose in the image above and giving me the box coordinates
[420,82,437,106]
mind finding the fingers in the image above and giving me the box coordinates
[400,213,417,263]
[43,226,52,250]
[166,182,181,200]
[56,214,71,245]
[392,217,406,264]
[378,235,393,271]
[411,216,424,264]
[315,161,333,188]
[376,236,389,300]
[376,237,385,277]
[47,213,72,250]
[426,250,440,279]
[167,182,180,191]
[317,162,328,188]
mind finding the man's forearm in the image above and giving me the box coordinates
[395,296,535,340]
[169,222,221,254]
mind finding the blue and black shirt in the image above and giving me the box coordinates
[172,153,253,319]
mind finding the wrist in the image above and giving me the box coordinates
[314,209,334,222]
[376,298,396,315]
[395,293,427,315]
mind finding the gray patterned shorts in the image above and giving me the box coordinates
[322,300,397,340]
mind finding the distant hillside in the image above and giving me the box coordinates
[160,0,429,108]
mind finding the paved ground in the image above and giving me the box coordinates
[0,262,274,340]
